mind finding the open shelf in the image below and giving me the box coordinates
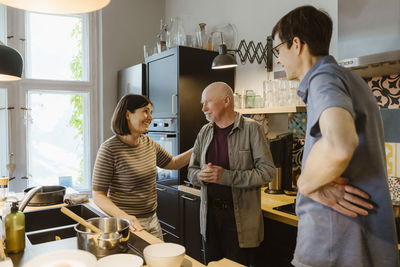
[235,106,306,114]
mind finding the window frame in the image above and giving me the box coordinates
[0,7,101,192]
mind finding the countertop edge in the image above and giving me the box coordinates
[177,185,298,226]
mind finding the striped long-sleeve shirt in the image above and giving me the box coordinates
[92,135,172,216]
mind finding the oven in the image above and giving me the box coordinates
[146,118,179,182]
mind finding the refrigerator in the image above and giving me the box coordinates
[117,63,146,99]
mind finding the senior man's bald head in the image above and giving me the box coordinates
[201,82,236,124]
[202,82,234,106]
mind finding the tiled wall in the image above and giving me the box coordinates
[369,74,400,179]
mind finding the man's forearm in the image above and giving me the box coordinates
[298,137,354,195]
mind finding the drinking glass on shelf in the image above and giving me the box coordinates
[279,80,289,106]
[234,93,240,109]
[254,95,264,108]
[246,90,255,108]
[272,80,280,107]
[240,94,246,108]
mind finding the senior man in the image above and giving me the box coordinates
[188,82,275,266]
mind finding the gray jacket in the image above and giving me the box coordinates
[188,113,275,248]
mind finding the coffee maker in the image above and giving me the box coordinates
[265,133,294,195]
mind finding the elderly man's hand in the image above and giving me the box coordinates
[307,177,374,217]
[199,163,224,184]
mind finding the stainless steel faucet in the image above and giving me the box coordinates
[18,186,43,212]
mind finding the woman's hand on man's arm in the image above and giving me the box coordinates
[163,148,193,170]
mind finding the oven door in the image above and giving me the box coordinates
[146,131,178,181]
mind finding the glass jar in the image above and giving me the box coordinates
[166,17,186,48]
[0,177,9,201]
[246,90,255,108]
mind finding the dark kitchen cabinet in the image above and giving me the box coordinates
[179,191,204,263]
[257,218,297,266]
[146,46,235,184]
[156,183,181,243]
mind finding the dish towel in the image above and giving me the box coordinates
[64,193,89,205]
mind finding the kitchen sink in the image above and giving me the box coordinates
[24,204,104,232]
[8,204,150,266]
[27,226,76,245]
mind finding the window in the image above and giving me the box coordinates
[1,7,100,192]
[27,91,91,189]
[26,13,89,81]
[0,88,8,177]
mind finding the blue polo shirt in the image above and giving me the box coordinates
[293,56,399,267]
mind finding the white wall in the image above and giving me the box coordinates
[101,0,165,140]
[165,0,338,96]
[338,0,400,59]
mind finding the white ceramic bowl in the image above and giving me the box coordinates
[143,243,185,267]
[22,249,97,267]
[97,254,143,267]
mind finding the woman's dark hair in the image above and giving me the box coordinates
[271,5,332,56]
[111,94,152,135]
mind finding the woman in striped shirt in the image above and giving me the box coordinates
[92,94,192,239]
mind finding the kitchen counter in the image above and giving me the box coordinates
[5,198,244,267]
[178,185,298,227]
[260,187,297,227]
[90,199,245,266]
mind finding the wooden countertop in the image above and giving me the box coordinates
[260,187,297,227]
[178,185,298,227]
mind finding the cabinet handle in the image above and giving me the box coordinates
[171,93,177,115]
[181,195,196,201]
[156,187,167,192]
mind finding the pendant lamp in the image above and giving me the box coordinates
[0,42,23,81]
[0,0,110,14]
[212,43,238,70]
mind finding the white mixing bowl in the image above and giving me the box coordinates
[143,242,185,267]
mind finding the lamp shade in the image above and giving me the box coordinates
[0,44,23,81]
[0,0,110,14]
[212,44,238,69]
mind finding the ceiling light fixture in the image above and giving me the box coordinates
[0,0,111,14]
[0,41,23,81]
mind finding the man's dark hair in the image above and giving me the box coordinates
[111,94,152,135]
[271,5,332,56]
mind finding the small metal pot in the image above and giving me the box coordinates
[24,185,66,206]
[75,217,130,258]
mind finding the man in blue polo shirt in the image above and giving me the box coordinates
[271,5,399,267]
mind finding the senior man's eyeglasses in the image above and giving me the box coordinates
[272,40,292,58]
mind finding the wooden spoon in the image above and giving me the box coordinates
[61,207,102,233]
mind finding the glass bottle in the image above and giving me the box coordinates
[166,17,186,49]
[5,201,25,254]
[157,19,167,53]
[196,23,209,50]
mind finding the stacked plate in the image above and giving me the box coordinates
[22,250,143,267]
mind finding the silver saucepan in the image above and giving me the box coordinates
[74,217,130,258]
